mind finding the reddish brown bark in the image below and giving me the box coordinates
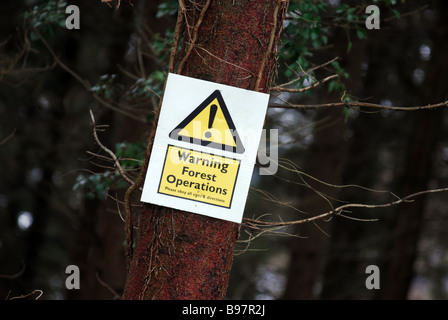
[123,0,288,300]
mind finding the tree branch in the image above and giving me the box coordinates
[0,128,16,146]
[276,56,340,88]
[269,99,448,111]
[34,28,145,122]
[242,187,448,233]
[89,109,135,187]
[254,0,285,91]
[169,1,185,74]
[272,74,339,93]
[0,261,25,279]
[177,0,211,74]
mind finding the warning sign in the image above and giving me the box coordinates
[140,73,269,223]
[169,90,244,154]
[158,145,240,208]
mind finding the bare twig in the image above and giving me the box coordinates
[88,109,143,267]
[137,38,146,79]
[194,45,254,75]
[169,2,185,74]
[242,187,448,232]
[272,74,339,93]
[101,0,133,9]
[89,109,135,187]
[0,262,25,279]
[0,128,16,146]
[384,4,429,22]
[302,56,339,77]
[95,271,121,299]
[34,28,145,122]
[177,0,211,74]
[269,99,448,112]
[7,289,43,300]
[254,0,285,91]
[277,56,340,88]
[101,0,113,8]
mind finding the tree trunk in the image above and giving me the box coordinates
[281,110,347,300]
[282,26,366,300]
[123,0,288,300]
[380,0,448,299]
[380,112,442,299]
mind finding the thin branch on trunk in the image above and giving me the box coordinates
[269,99,448,112]
[89,110,135,187]
[276,56,340,88]
[243,187,448,234]
[272,74,339,93]
[254,0,285,91]
[177,0,211,74]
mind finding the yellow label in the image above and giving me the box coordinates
[158,145,240,208]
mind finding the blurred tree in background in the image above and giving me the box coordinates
[1,0,448,300]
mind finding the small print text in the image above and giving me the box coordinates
[182,303,265,317]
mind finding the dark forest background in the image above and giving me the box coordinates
[1,0,448,300]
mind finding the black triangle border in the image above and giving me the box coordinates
[169,90,245,154]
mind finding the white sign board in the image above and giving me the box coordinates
[140,73,269,223]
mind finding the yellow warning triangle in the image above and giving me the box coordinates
[169,90,245,154]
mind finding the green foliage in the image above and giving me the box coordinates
[279,0,347,96]
[128,71,166,99]
[73,141,145,200]
[146,70,166,94]
[91,74,122,99]
[280,0,400,98]
[90,70,166,116]
[328,60,349,93]
[114,141,145,169]
[280,1,330,68]
[156,1,178,18]
[73,171,120,200]
[152,30,175,67]
[24,0,68,40]
[91,29,170,102]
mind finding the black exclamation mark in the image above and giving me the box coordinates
[204,104,217,139]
